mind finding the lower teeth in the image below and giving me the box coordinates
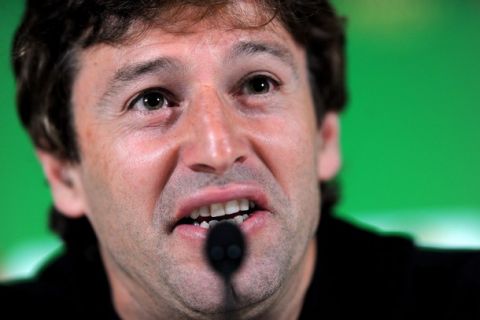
[194,214,250,229]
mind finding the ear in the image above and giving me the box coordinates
[36,150,86,218]
[316,112,341,181]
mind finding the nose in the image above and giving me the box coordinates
[181,86,247,175]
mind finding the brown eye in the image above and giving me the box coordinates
[129,89,177,111]
[243,75,277,95]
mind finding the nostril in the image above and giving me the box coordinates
[235,155,247,164]
[190,163,218,174]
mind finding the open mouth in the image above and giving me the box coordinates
[176,198,260,230]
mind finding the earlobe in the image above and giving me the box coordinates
[316,112,341,181]
[36,150,86,218]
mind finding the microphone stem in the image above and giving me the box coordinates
[223,276,236,320]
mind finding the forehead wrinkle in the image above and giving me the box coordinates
[227,40,300,79]
[114,57,180,82]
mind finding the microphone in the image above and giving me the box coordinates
[205,221,246,318]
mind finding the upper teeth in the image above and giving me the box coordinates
[190,198,254,220]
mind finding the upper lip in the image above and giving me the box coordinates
[172,183,271,229]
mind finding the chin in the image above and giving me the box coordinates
[165,259,284,318]
[234,257,284,308]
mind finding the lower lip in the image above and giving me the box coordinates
[173,210,270,241]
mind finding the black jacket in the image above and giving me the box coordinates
[2,214,479,319]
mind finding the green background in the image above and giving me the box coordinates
[1,0,479,280]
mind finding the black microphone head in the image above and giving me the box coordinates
[205,221,246,280]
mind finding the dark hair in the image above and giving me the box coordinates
[13,0,346,244]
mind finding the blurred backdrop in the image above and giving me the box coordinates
[1,0,479,280]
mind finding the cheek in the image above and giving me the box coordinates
[252,109,318,198]
[78,123,178,222]
[76,129,181,263]
[274,119,319,215]
[249,101,320,232]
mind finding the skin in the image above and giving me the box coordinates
[37,3,341,319]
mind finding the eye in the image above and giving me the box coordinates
[128,89,177,111]
[241,75,279,95]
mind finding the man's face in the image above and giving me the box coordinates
[56,4,339,318]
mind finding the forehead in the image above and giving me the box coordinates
[79,16,303,67]
[72,11,308,110]
[75,0,305,70]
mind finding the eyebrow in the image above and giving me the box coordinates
[228,41,299,77]
[98,57,181,107]
[113,57,180,83]
[111,41,296,83]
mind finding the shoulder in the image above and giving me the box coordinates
[307,214,480,319]
[0,245,118,319]
[0,252,76,318]
[411,245,480,318]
